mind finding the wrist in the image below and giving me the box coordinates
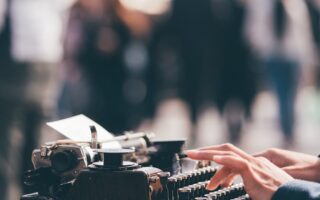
[312,158,320,182]
[283,155,320,182]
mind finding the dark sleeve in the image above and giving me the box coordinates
[272,180,320,200]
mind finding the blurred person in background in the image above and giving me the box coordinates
[208,0,258,143]
[0,0,12,198]
[62,0,163,133]
[0,0,75,198]
[114,2,155,130]
[62,0,132,134]
[245,0,317,147]
[305,0,320,88]
[0,0,4,31]
[149,0,257,144]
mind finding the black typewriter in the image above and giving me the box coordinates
[21,132,250,200]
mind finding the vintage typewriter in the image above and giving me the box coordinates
[21,127,250,200]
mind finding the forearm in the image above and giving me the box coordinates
[272,180,320,200]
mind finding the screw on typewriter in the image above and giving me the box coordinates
[149,139,186,175]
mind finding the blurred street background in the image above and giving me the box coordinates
[1,0,320,199]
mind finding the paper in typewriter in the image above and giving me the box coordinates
[47,114,121,148]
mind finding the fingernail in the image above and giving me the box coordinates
[184,150,195,153]
[185,150,198,156]
[212,155,222,162]
[206,183,218,191]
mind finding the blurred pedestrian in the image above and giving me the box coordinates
[305,0,320,88]
[63,0,131,134]
[0,0,75,198]
[209,0,257,142]
[149,0,257,143]
[245,0,316,147]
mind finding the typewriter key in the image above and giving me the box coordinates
[168,176,178,200]
[186,185,195,199]
[178,187,191,200]
[179,174,188,187]
[205,192,219,200]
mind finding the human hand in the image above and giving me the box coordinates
[254,148,320,182]
[187,143,293,200]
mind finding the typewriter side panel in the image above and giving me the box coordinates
[67,170,150,200]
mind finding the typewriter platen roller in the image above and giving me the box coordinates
[21,137,250,200]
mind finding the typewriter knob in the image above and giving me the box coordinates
[150,139,185,174]
[152,139,185,154]
[92,148,138,171]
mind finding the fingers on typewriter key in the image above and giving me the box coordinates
[221,173,237,188]
[187,150,232,161]
[197,143,251,160]
[207,167,232,190]
[212,155,250,174]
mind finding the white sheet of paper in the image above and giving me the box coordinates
[47,114,121,148]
